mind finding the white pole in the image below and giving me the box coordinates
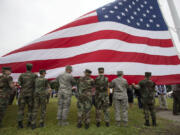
[167,0,180,42]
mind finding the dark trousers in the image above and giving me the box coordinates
[137,96,143,109]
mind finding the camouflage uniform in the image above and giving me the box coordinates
[77,74,94,126]
[31,75,49,126]
[56,71,76,125]
[110,71,128,126]
[172,84,180,115]
[18,66,37,125]
[0,68,13,126]
[95,75,110,124]
[138,73,156,126]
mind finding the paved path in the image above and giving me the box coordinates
[157,110,180,122]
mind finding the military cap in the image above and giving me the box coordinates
[65,65,72,70]
[117,71,123,76]
[98,67,104,71]
[26,63,33,68]
[2,67,11,71]
[85,69,92,74]
[145,72,152,77]
[39,69,46,74]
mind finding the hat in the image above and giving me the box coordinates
[39,69,46,74]
[85,69,92,74]
[145,72,152,77]
[26,63,33,68]
[117,71,123,76]
[65,65,72,70]
[2,67,11,71]
[98,67,104,71]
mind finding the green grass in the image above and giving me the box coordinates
[0,97,179,135]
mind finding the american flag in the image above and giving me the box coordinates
[1,0,180,84]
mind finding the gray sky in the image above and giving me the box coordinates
[0,0,180,57]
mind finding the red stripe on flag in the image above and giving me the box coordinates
[46,16,98,35]
[5,30,173,56]
[1,50,180,73]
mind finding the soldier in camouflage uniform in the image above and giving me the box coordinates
[77,69,94,129]
[17,63,38,128]
[133,72,157,126]
[31,70,50,129]
[172,84,180,115]
[0,67,14,127]
[56,65,76,126]
[110,71,129,127]
[95,67,110,127]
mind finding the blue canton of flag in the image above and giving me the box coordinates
[97,0,168,31]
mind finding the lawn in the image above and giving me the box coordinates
[0,97,179,135]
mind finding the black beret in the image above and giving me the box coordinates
[26,63,33,68]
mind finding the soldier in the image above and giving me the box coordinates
[31,70,50,129]
[133,72,157,126]
[95,67,110,127]
[77,69,94,129]
[110,71,128,127]
[172,84,180,115]
[0,67,14,127]
[56,65,76,126]
[17,63,38,128]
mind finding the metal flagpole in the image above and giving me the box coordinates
[167,0,180,42]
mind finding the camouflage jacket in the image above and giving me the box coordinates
[0,74,13,98]
[56,72,76,95]
[18,71,38,96]
[35,76,49,95]
[139,78,156,104]
[95,75,108,93]
[77,76,95,97]
[110,77,128,99]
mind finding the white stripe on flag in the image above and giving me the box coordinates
[10,62,180,81]
[0,39,177,64]
[29,21,171,46]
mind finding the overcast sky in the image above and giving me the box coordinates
[0,0,180,57]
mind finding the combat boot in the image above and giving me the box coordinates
[105,122,110,127]
[152,119,157,127]
[96,122,100,127]
[39,122,44,128]
[144,120,150,126]
[18,121,24,129]
[27,121,31,127]
[31,124,36,130]
[77,123,82,128]
[85,123,89,129]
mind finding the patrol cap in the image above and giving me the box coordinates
[2,67,11,71]
[145,72,152,77]
[85,69,92,74]
[39,69,46,75]
[26,63,33,68]
[65,65,72,70]
[117,71,123,76]
[98,67,104,72]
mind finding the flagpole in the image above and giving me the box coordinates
[167,0,180,42]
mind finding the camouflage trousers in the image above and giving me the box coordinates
[17,95,34,122]
[77,95,92,124]
[95,92,110,122]
[31,94,47,124]
[173,92,180,114]
[57,93,72,121]
[143,103,156,121]
[113,98,128,122]
[0,97,9,125]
